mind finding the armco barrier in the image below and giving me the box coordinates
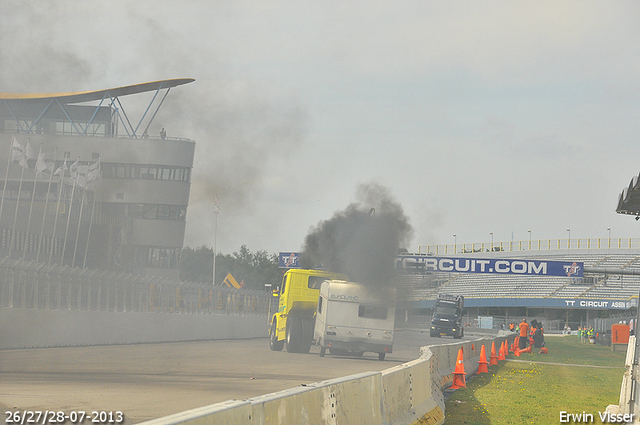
[138,333,515,425]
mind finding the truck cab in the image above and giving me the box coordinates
[430,293,465,339]
[269,269,347,353]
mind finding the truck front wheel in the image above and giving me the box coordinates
[270,321,284,351]
[286,317,302,353]
[299,318,313,354]
[454,328,464,339]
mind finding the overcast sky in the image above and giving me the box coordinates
[2,1,640,256]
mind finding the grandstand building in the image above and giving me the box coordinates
[0,79,195,279]
[395,240,640,330]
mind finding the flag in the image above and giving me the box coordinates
[69,159,79,179]
[25,141,36,160]
[43,151,55,173]
[11,136,25,162]
[86,159,101,189]
[75,164,89,188]
[54,158,68,176]
[18,152,29,169]
[214,194,220,214]
[35,152,47,179]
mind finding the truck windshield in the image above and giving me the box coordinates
[434,305,458,317]
[308,276,326,289]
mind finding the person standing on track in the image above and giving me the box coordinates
[519,318,530,350]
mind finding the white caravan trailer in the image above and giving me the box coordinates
[314,280,396,361]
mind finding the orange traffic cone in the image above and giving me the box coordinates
[513,348,521,357]
[489,341,498,365]
[538,347,548,354]
[511,339,515,352]
[450,347,466,389]
[477,345,489,374]
[498,341,506,361]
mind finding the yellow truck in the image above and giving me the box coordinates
[269,268,348,353]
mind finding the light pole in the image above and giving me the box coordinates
[490,232,493,251]
[528,229,531,250]
[608,227,611,248]
[567,228,571,248]
[453,234,457,253]
[213,195,220,285]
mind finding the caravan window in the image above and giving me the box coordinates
[358,304,388,320]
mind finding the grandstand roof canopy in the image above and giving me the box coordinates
[616,171,640,217]
[0,78,195,138]
[0,78,195,104]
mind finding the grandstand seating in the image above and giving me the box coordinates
[394,249,640,302]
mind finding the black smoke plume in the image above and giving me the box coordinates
[300,183,413,286]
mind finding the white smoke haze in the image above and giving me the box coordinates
[0,1,310,253]
[2,1,640,254]
[301,182,413,286]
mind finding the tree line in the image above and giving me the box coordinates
[179,245,283,291]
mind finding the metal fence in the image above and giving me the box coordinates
[0,258,272,315]
[419,237,640,255]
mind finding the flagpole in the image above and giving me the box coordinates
[0,134,16,227]
[59,157,79,268]
[71,175,87,268]
[213,211,218,285]
[36,148,57,263]
[82,158,100,269]
[49,159,67,266]
[0,135,17,306]
[82,187,98,269]
[22,144,43,262]
[8,165,26,259]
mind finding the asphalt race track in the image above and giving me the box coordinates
[0,328,476,424]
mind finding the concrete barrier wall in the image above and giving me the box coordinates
[137,334,516,425]
[2,306,516,424]
[250,372,385,425]
[607,335,640,423]
[0,307,268,349]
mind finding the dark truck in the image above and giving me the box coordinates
[430,293,465,339]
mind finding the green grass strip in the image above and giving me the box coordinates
[445,336,628,424]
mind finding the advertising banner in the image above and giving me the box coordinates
[278,252,301,268]
[403,297,635,310]
[396,255,583,277]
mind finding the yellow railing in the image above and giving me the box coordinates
[418,238,640,255]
